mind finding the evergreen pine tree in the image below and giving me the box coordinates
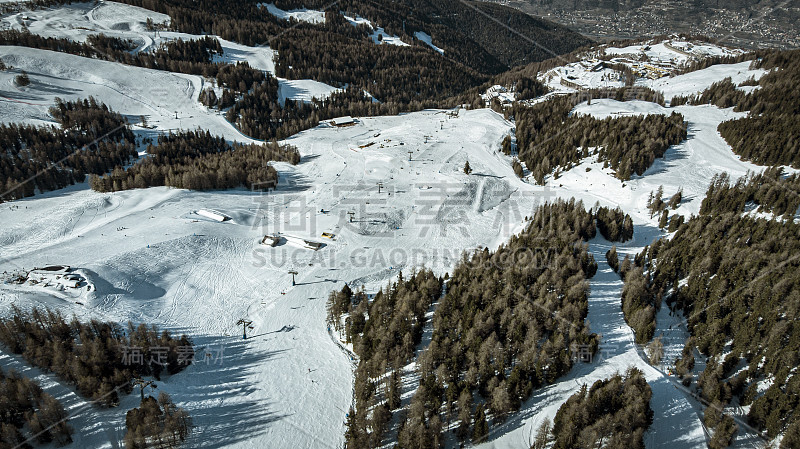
[472,404,488,444]
[388,370,401,410]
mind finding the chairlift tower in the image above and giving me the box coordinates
[133,377,156,402]
[288,270,298,286]
[347,211,355,223]
[237,319,254,340]
[377,182,384,194]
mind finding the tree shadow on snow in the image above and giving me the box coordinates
[172,336,289,448]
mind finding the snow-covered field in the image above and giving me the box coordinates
[414,31,444,54]
[0,3,781,447]
[342,13,410,47]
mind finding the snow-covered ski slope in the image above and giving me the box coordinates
[0,45,255,140]
[0,101,771,448]
[0,1,346,105]
[0,3,783,446]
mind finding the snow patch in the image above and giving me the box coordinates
[413,31,444,54]
[341,13,408,47]
[259,3,326,24]
[278,78,341,106]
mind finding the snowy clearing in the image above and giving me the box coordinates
[414,31,444,54]
[259,3,326,24]
[342,13,409,47]
[277,78,341,106]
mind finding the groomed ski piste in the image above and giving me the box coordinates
[0,3,785,448]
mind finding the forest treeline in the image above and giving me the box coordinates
[0,29,441,140]
[330,200,637,446]
[89,130,299,192]
[398,200,600,446]
[510,88,686,183]
[595,205,634,242]
[536,368,653,449]
[327,270,444,449]
[0,367,73,448]
[0,307,194,407]
[1,0,591,139]
[622,172,800,445]
[0,97,137,202]
[717,49,800,167]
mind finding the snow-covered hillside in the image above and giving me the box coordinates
[0,46,254,141]
[0,3,784,447]
[1,99,768,448]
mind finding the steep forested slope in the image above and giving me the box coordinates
[118,0,590,84]
[626,172,800,444]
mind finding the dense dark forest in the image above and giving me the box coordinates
[124,392,192,449]
[113,0,589,75]
[0,97,137,202]
[541,368,653,449]
[716,50,800,167]
[225,80,447,140]
[327,271,443,448]
[0,0,591,142]
[700,168,800,218]
[0,307,194,407]
[510,88,686,183]
[624,172,800,444]
[595,205,634,242]
[0,367,73,448]
[89,130,299,192]
[370,200,601,446]
[0,28,465,140]
[3,0,591,139]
